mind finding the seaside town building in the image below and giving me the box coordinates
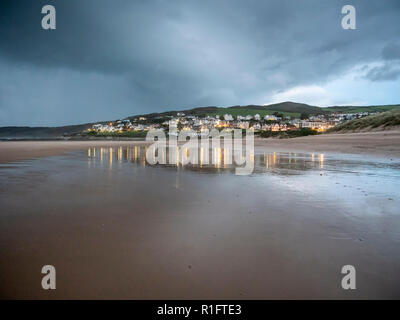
[87,109,379,136]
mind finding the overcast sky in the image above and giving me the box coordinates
[1,0,400,126]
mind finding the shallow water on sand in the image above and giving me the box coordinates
[0,147,399,299]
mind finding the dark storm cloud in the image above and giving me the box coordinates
[383,43,400,60]
[365,62,400,82]
[1,0,400,125]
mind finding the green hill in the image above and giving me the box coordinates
[130,102,400,121]
[262,102,323,114]
[0,123,96,139]
[209,107,300,118]
[212,102,323,118]
[325,104,400,113]
[130,101,324,120]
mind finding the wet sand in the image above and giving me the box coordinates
[255,129,400,160]
[0,134,400,299]
[0,140,151,164]
[1,129,400,165]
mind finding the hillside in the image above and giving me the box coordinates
[129,102,400,120]
[2,102,400,138]
[128,101,324,120]
[325,104,400,113]
[213,102,323,118]
[327,109,400,133]
[0,123,94,139]
[262,102,323,114]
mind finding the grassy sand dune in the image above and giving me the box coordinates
[328,109,400,133]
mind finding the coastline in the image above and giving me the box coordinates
[1,130,400,299]
[1,129,400,164]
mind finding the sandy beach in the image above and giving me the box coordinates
[1,131,400,299]
[254,129,400,159]
[1,130,400,164]
[0,140,151,164]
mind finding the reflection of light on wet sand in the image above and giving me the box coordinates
[211,148,223,169]
[109,147,113,169]
[87,147,332,176]
[319,154,324,169]
[223,148,228,168]
[118,147,123,163]
[143,146,147,167]
[88,148,91,168]
[212,148,217,168]
[200,146,209,166]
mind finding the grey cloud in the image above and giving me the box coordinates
[382,43,400,60]
[1,0,400,125]
[365,62,400,81]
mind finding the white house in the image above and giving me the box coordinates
[223,114,234,121]
[265,115,278,121]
